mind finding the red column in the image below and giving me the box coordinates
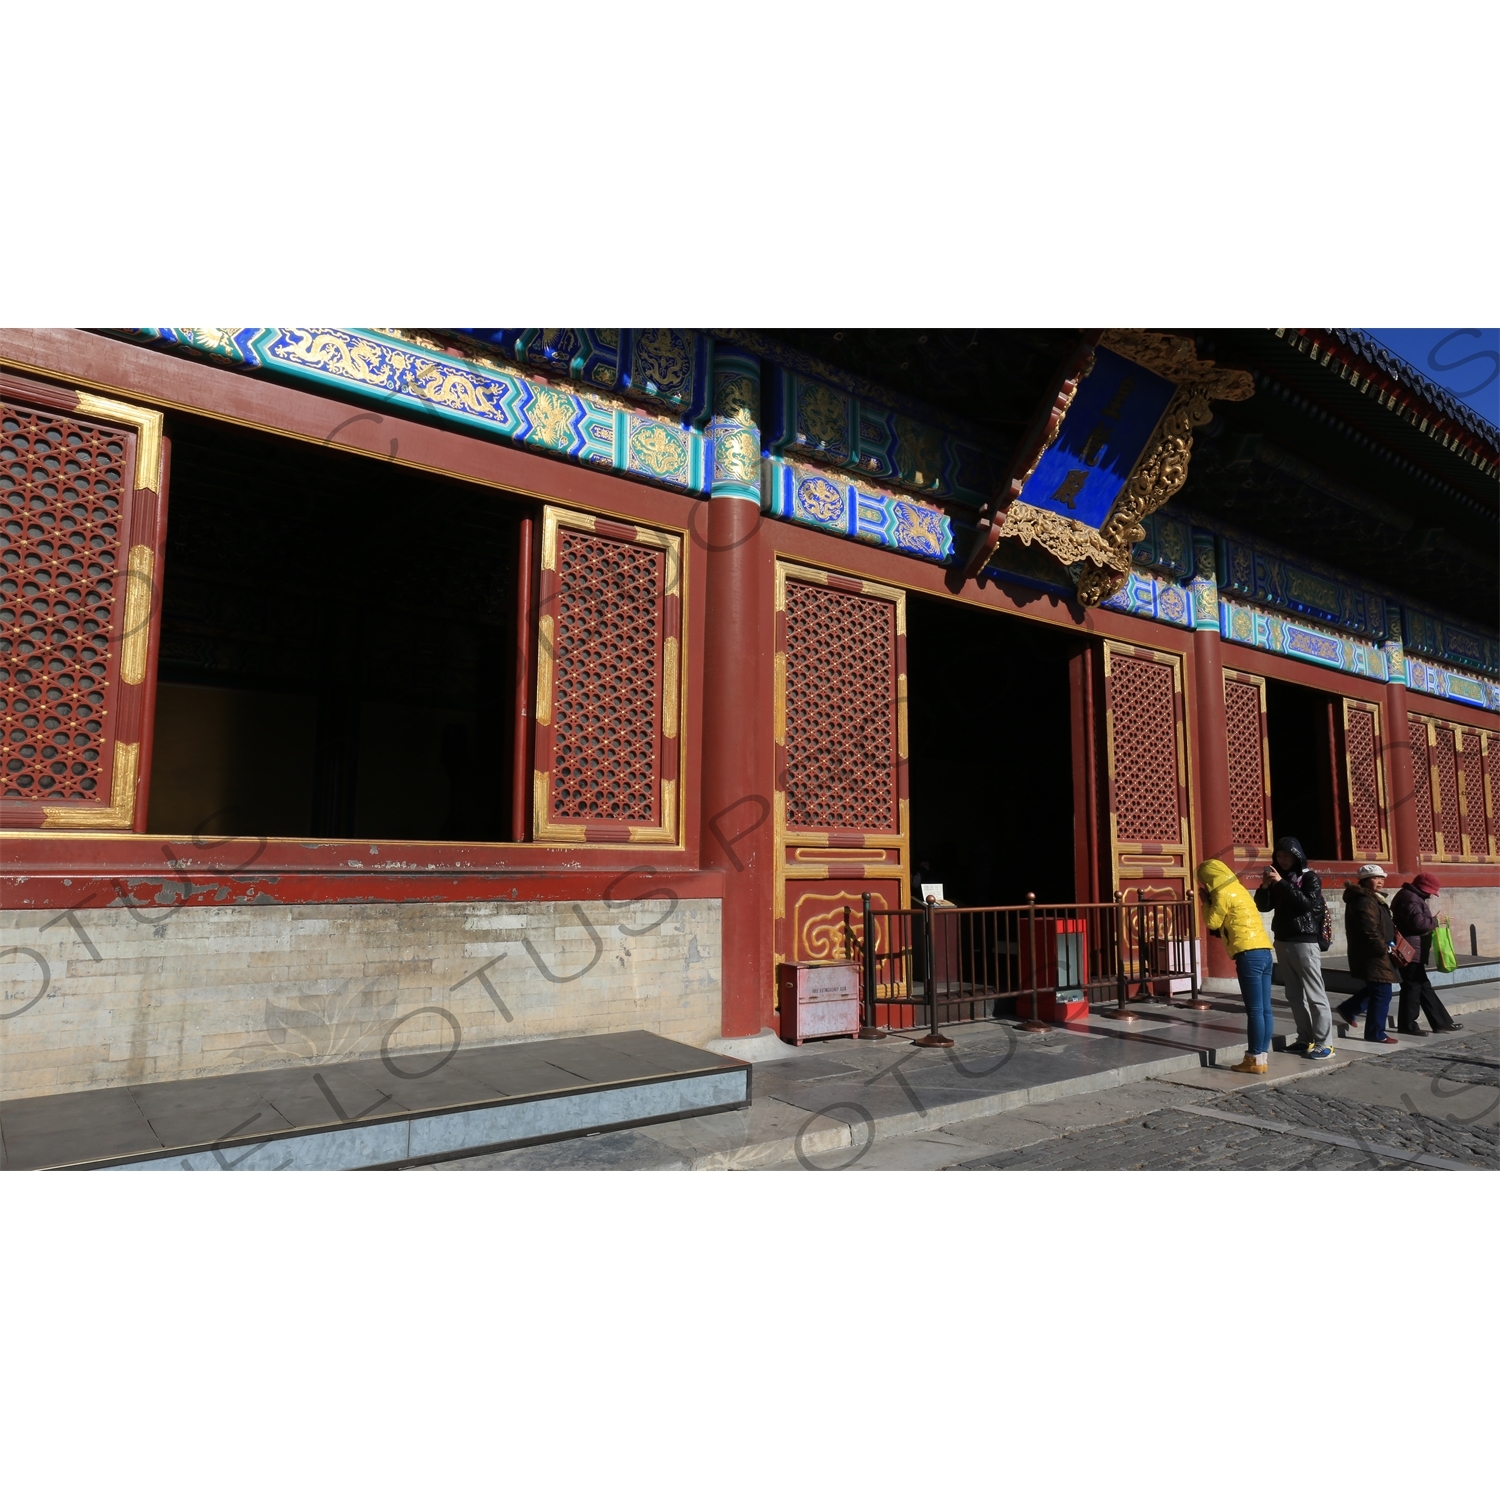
[701,345,775,1038]
[1192,627,1237,978]
[1385,676,1419,882]
[700,496,774,1036]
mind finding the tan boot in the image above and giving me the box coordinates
[1229,1053,1268,1075]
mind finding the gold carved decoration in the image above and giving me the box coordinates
[120,545,154,685]
[42,741,139,829]
[1076,382,1216,607]
[715,374,757,426]
[799,381,848,449]
[714,425,759,485]
[1098,330,1256,398]
[795,892,860,962]
[996,498,1117,570]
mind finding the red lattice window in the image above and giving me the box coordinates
[1409,714,1436,855]
[0,379,165,831]
[1431,723,1461,858]
[1343,703,1383,855]
[533,509,681,843]
[782,579,898,833]
[1224,675,1269,850]
[1108,653,1181,845]
[552,532,662,822]
[1,402,126,804]
[1458,731,1488,857]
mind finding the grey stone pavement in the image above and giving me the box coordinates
[411,978,1500,1173]
[777,1003,1500,1173]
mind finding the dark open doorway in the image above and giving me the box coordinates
[1264,677,1344,860]
[905,593,1078,907]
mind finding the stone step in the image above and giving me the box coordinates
[0,1031,749,1172]
[1286,955,1500,993]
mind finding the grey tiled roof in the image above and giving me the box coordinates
[1334,328,1500,449]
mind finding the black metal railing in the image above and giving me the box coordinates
[855,891,1201,1040]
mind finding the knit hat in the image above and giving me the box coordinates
[1356,863,1386,878]
[1413,872,1441,895]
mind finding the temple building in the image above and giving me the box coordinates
[2,326,1497,1106]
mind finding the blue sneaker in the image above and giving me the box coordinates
[1306,1046,1335,1060]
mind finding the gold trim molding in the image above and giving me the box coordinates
[534,616,555,727]
[73,392,164,492]
[661,637,680,740]
[41,741,139,829]
[120,545,154,685]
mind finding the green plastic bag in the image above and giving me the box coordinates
[1432,920,1458,974]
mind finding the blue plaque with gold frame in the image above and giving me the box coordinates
[978,331,1254,606]
[1016,347,1175,530]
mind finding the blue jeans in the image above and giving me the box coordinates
[1346,982,1394,1041]
[1236,948,1275,1054]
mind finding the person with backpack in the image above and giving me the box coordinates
[1254,836,1333,1059]
[1336,864,1400,1043]
[1390,872,1463,1036]
[1196,858,1276,1074]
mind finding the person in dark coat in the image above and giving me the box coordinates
[1336,864,1399,1043]
[1254,835,1332,1057]
[1390,872,1462,1035]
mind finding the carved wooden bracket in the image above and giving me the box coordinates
[961,331,1102,579]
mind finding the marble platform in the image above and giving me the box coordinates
[0,1030,750,1172]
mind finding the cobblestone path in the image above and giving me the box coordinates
[1366,1029,1500,1089]
[956,1109,1420,1171]
[956,1068,1498,1171]
[1189,1086,1498,1166]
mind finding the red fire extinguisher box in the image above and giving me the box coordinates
[776,962,862,1045]
[1017,918,1090,1023]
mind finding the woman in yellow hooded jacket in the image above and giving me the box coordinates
[1196,859,1276,1074]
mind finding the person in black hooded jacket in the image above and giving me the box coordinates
[1255,835,1333,1057]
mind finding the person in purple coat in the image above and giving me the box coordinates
[1390,873,1463,1036]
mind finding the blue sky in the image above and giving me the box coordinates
[1360,328,1499,427]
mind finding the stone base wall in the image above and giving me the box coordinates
[1437,886,1499,959]
[1255,883,1496,960]
[0,899,721,1102]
